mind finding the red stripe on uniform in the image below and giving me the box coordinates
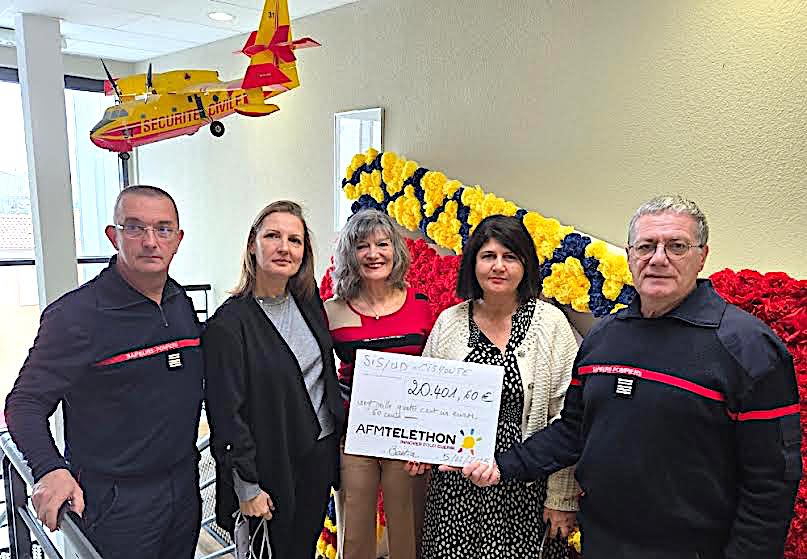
[726,403,800,422]
[570,378,582,386]
[94,338,200,367]
[578,364,726,402]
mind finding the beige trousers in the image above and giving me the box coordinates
[335,444,427,559]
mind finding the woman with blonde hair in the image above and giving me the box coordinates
[204,201,344,558]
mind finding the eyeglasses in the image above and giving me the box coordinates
[628,241,704,261]
[116,223,178,240]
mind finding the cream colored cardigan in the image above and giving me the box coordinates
[422,299,580,511]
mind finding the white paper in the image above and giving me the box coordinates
[345,349,504,466]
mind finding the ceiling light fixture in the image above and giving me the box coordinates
[208,11,235,22]
[0,26,67,50]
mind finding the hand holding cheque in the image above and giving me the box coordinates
[345,350,504,470]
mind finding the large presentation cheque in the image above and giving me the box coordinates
[344,349,504,466]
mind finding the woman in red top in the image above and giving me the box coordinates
[325,209,434,559]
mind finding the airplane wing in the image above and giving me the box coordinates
[176,79,288,94]
[105,70,222,96]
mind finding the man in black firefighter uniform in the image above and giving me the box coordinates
[456,196,801,558]
[5,185,203,559]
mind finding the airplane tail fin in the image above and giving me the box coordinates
[236,23,320,62]
[241,63,291,90]
[238,0,318,90]
[234,31,257,55]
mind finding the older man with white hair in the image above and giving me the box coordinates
[455,196,801,559]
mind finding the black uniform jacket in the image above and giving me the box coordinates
[5,257,203,481]
[202,291,344,534]
[498,279,801,558]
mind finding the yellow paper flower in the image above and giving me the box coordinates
[367,170,384,202]
[426,200,463,254]
[345,154,364,179]
[387,185,422,231]
[542,258,591,312]
[382,154,420,197]
[522,212,573,263]
[339,150,635,317]
[343,184,358,200]
[460,187,518,232]
[381,151,404,195]
[444,179,461,198]
[344,148,379,180]
[585,241,634,299]
[421,171,449,216]
[568,528,581,553]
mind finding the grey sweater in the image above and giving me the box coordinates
[233,294,335,501]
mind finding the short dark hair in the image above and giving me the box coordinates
[114,185,179,225]
[456,215,541,304]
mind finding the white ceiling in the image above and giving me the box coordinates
[0,0,356,62]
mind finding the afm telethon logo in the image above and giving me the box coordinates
[457,428,482,455]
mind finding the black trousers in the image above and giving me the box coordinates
[580,514,724,559]
[249,433,339,559]
[79,457,201,559]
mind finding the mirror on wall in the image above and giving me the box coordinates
[334,108,383,230]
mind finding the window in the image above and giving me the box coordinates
[66,87,120,267]
[334,108,383,230]
[104,106,129,119]
[0,69,126,399]
[0,78,38,399]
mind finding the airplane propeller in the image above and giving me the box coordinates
[144,62,155,103]
[146,63,158,94]
[101,59,123,104]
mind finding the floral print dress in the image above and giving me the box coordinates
[421,299,568,559]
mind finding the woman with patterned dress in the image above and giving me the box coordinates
[408,215,580,559]
[326,209,434,559]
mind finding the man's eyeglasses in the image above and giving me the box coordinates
[628,241,704,261]
[116,223,178,240]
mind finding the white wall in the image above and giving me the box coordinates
[135,0,807,308]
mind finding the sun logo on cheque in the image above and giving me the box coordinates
[457,428,482,455]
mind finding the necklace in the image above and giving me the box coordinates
[362,295,382,320]
[360,290,403,320]
[257,293,288,307]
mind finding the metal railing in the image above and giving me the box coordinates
[0,432,103,559]
[0,257,112,267]
[0,433,233,559]
[196,434,234,559]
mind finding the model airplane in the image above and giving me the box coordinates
[90,0,319,158]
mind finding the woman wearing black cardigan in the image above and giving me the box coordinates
[203,201,344,558]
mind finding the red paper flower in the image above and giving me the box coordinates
[711,269,807,559]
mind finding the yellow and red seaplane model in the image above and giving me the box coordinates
[90,0,319,158]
